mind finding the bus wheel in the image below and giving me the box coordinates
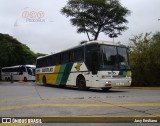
[102,87,112,91]
[24,77,27,82]
[42,76,47,85]
[76,75,88,91]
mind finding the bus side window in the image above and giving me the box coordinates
[61,51,69,64]
[69,47,84,62]
[54,54,61,65]
[70,51,74,62]
[19,66,26,75]
[19,70,23,75]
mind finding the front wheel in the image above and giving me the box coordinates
[76,75,88,91]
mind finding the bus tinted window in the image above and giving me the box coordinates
[2,67,26,72]
[36,59,43,68]
[61,51,69,64]
[85,44,99,70]
[100,45,118,70]
[54,54,61,65]
[70,47,84,62]
[47,56,52,66]
[117,47,130,69]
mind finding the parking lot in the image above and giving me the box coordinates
[0,81,160,125]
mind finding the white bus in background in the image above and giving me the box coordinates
[1,65,35,81]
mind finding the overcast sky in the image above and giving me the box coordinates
[0,0,160,54]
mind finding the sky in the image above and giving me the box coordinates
[0,0,160,54]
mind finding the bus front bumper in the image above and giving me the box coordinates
[99,78,131,88]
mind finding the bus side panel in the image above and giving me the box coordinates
[66,63,92,87]
[59,63,73,85]
[56,64,66,85]
[56,63,73,85]
[53,65,61,84]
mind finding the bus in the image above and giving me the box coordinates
[1,65,36,81]
[36,40,131,91]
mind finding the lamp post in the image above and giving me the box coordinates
[109,34,118,44]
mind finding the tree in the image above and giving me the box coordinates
[61,0,130,40]
[0,33,36,68]
[129,32,160,86]
[0,33,47,80]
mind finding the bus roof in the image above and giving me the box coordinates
[2,65,35,69]
[37,40,127,60]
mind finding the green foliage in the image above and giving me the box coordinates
[0,33,47,80]
[61,0,130,40]
[129,32,160,86]
[0,33,36,68]
[35,53,46,58]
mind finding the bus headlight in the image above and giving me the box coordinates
[105,81,111,87]
[128,80,132,84]
[106,81,110,84]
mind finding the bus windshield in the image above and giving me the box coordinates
[99,45,130,70]
[27,67,35,76]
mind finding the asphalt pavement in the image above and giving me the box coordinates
[0,81,160,126]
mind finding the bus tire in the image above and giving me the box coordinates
[76,75,88,91]
[102,87,112,91]
[42,76,47,85]
[24,77,27,82]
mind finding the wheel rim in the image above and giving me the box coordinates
[79,78,85,88]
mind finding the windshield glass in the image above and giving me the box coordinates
[100,45,118,70]
[99,45,130,70]
[27,67,35,76]
[117,47,129,69]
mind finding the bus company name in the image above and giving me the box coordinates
[108,71,117,75]
[36,67,53,74]
[42,67,53,73]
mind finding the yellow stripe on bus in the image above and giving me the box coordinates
[52,65,61,84]
[37,65,61,84]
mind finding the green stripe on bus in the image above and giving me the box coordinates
[60,63,73,85]
[56,65,66,85]
[56,63,73,85]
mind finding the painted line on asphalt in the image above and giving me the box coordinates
[0,103,160,111]
[113,87,160,90]
[0,97,67,103]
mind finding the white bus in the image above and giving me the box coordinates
[36,41,131,91]
[1,65,35,81]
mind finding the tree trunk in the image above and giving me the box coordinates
[86,31,91,41]
[94,27,101,40]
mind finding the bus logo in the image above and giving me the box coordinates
[75,64,82,71]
